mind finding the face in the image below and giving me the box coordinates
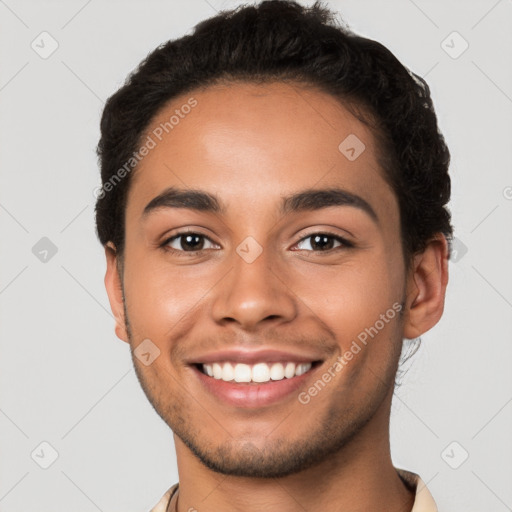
[105,81,442,478]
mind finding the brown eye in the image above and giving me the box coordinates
[295,233,351,252]
[164,233,218,252]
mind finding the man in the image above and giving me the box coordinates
[95,1,451,510]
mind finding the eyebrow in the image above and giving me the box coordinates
[142,186,378,223]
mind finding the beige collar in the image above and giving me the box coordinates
[151,467,438,512]
[396,468,438,512]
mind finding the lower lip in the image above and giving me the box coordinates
[192,365,319,408]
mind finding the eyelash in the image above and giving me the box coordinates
[160,230,354,257]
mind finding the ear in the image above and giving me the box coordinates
[104,242,129,343]
[403,234,449,340]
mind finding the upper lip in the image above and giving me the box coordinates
[188,348,324,365]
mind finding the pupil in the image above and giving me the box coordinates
[312,235,332,250]
[183,234,203,251]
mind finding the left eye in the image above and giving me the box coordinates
[164,233,219,252]
[294,233,349,251]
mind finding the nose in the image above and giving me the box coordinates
[211,246,297,331]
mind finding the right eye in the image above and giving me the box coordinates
[161,232,220,254]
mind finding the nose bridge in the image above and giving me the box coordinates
[211,237,297,329]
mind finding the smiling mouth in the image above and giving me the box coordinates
[195,360,322,384]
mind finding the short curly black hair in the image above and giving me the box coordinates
[95,0,452,264]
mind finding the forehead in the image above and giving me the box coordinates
[127,81,394,219]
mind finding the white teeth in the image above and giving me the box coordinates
[269,363,285,381]
[295,363,312,376]
[222,362,235,382]
[284,362,296,379]
[234,363,252,382]
[212,363,223,379]
[201,361,314,383]
[252,362,270,382]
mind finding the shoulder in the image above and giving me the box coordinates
[149,483,178,512]
[395,468,438,512]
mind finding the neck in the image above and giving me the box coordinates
[171,392,415,512]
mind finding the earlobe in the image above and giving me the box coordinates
[403,235,449,340]
[104,242,130,343]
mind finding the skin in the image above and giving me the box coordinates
[104,81,449,512]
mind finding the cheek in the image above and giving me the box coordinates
[292,253,401,334]
[122,254,217,341]
[287,251,404,384]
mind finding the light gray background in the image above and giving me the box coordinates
[0,0,511,511]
